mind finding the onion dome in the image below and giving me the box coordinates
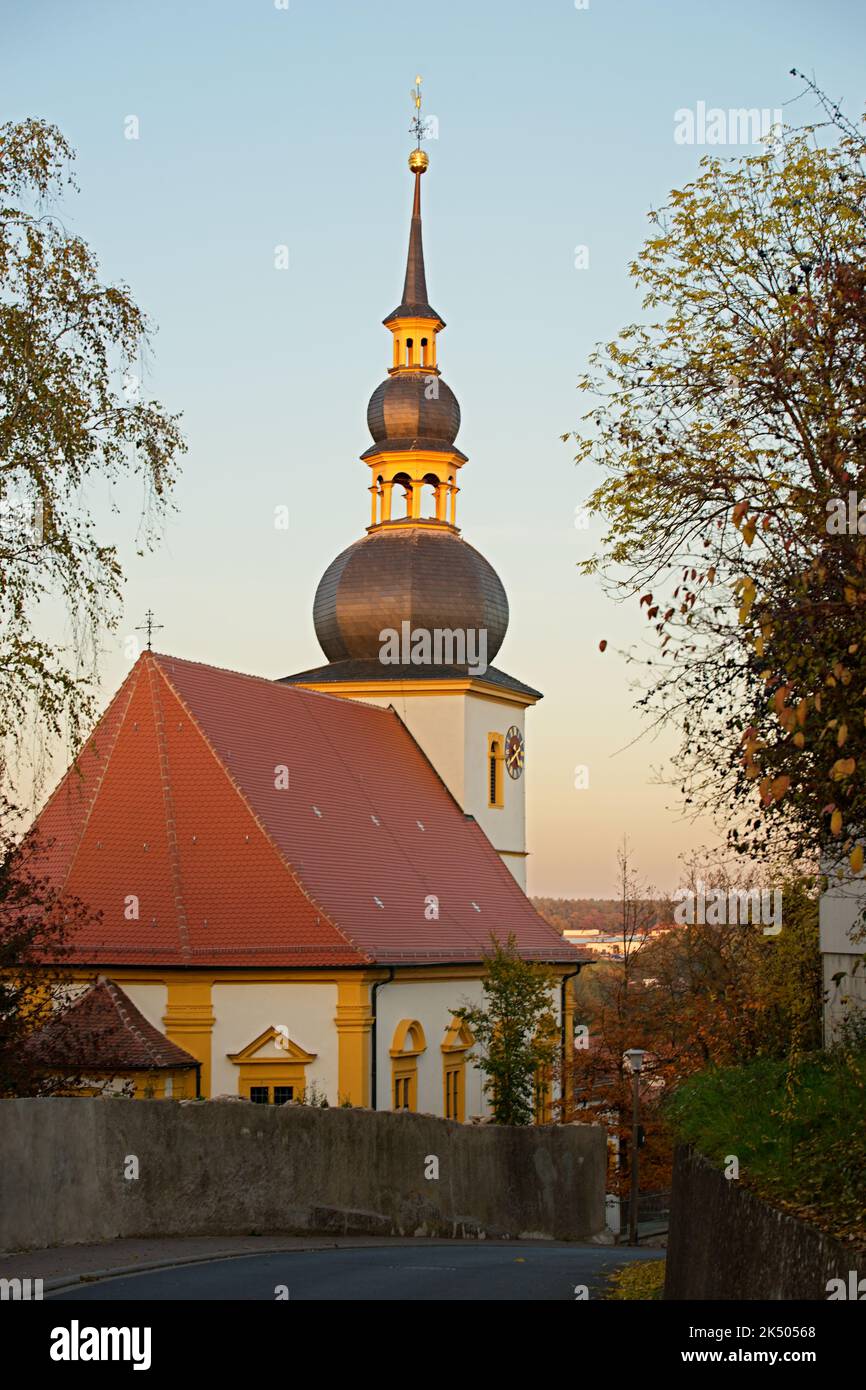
[365,373,462,453]
[313,526,509,664]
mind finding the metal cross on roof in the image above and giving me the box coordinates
[136,609,163,651]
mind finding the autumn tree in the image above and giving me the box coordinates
[0,118,185,757]
[570,80,866,872]
[568,850,821,1190]
[567,842,672,1190]
[453,934,559,1125]
[0,791,97,1095]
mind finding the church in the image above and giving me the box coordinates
[25,124,585,1120]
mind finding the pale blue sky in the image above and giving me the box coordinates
[5,0,864,893]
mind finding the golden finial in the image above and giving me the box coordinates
[408,75,429,173]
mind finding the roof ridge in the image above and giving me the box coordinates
[145,657,192,959]
[103,979,169,1067]
[150,659,370,964]
[152,651,394,718]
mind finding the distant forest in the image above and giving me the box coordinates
[532,898,623,936]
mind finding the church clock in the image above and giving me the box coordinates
[505,725,524,779]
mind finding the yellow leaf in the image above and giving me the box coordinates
[838,724,849,747]
[831,757,856,780]
[771,775,790,801]
[851,845,864,874]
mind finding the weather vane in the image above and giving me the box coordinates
[136,609,163,651]
[408,75,429,175]
[410,75,424,148]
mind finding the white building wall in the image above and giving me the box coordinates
[820,878,866,1042]
[463,694,526,887]
[210,982,338,1100]
[375,976,490,1117]
[121,983,168,1035]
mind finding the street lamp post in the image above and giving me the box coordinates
[624,1048,646,1247]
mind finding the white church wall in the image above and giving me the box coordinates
[375,973,564,1118]
[464,694,527,886]
[121,983,168,1035]
[210,982,338,1100]
[376,976,489,1119]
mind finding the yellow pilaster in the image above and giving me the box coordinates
[163,977,215,1097]
[335,976,374,1106]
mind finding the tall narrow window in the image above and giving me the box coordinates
[405,337,413,366]
[420,336,428,366]
[488,733,504,808]
[441,1018,472,1122]
[390,1019,426,1112]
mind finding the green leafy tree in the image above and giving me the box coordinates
[569,80,866,869]
[0,118,185,754]
[453,933,558,1125]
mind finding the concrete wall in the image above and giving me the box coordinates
[665,1147,859,1300]
[0,1099,606,1253]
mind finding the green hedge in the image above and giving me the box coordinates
[665,1051,866,1246]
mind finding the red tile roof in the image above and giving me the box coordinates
[30,652,583,968]
[23,980,198,1071]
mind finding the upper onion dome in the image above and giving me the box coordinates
[366,373,461,449]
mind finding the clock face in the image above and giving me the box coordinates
[505,725,525,779]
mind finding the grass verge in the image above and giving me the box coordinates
[665,1050,866,1246]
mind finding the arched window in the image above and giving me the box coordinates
[421,472,440,519]
[392,472,412,519]
[488,733,504,808]
[390,1019,426,1111]
[420,336,428,366]
[405,337,414,366]
[441,1018,473,1121]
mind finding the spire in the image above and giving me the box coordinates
[384,77,442,326]
[399,169,430,311]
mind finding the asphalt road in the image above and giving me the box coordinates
[49,1243,661,1301]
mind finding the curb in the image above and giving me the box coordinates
[43,1241,353,1294]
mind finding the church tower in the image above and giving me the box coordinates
[283,83,541,890]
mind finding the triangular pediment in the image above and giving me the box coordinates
[227,1026,317,1066]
